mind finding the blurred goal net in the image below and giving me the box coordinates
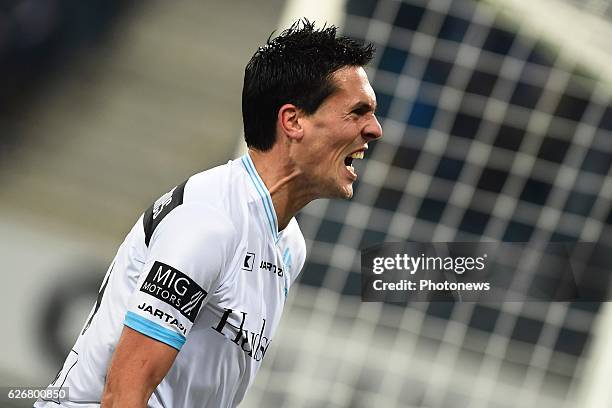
[243,0,612,407]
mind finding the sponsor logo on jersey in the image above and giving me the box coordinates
[259,260,283,277]
[153,186,177,220]
[143,180,186,247]
[140,261,207,323]
[137,302,187,336]
[242,252,255,271]
[211,308,271,361]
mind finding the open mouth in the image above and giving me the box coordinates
[344,150,365,174]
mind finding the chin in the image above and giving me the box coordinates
[337,184,354,199]
[317,184,353,200]
[317,175,355,199]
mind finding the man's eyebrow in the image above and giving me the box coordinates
[350,101,377,113]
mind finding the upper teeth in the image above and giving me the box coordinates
[349,151,364,159]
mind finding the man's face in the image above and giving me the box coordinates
[295,66,383,199]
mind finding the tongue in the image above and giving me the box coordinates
[346,164,357,178]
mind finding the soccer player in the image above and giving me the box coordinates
[35,20,382,408]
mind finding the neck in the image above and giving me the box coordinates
[248,148,317,231]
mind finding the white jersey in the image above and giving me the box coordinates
[35,153,307,408]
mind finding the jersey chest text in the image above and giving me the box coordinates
[201,243,287,361]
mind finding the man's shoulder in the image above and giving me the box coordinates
[185,158,251,205]
[185,160,234,200]
[284,218,307,254]
[146,201,238,259]
[143,161,242,247]
[281,218,307,281]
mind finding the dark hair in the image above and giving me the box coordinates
[242,19,375,151]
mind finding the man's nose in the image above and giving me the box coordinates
[364,115,383,141]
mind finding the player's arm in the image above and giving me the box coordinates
[101,326,178,408]
[102,203,236,407]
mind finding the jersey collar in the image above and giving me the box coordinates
[240,152,280,242]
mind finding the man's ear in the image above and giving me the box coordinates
[278,104,304,142]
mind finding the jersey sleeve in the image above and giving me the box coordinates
[124,202,236,350]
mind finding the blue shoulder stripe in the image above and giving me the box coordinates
[124,311,186,351]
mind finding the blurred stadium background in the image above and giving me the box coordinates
[2,0,611,407]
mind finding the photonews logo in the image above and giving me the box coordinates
[362,243,495,302]
[364,242,612,303]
